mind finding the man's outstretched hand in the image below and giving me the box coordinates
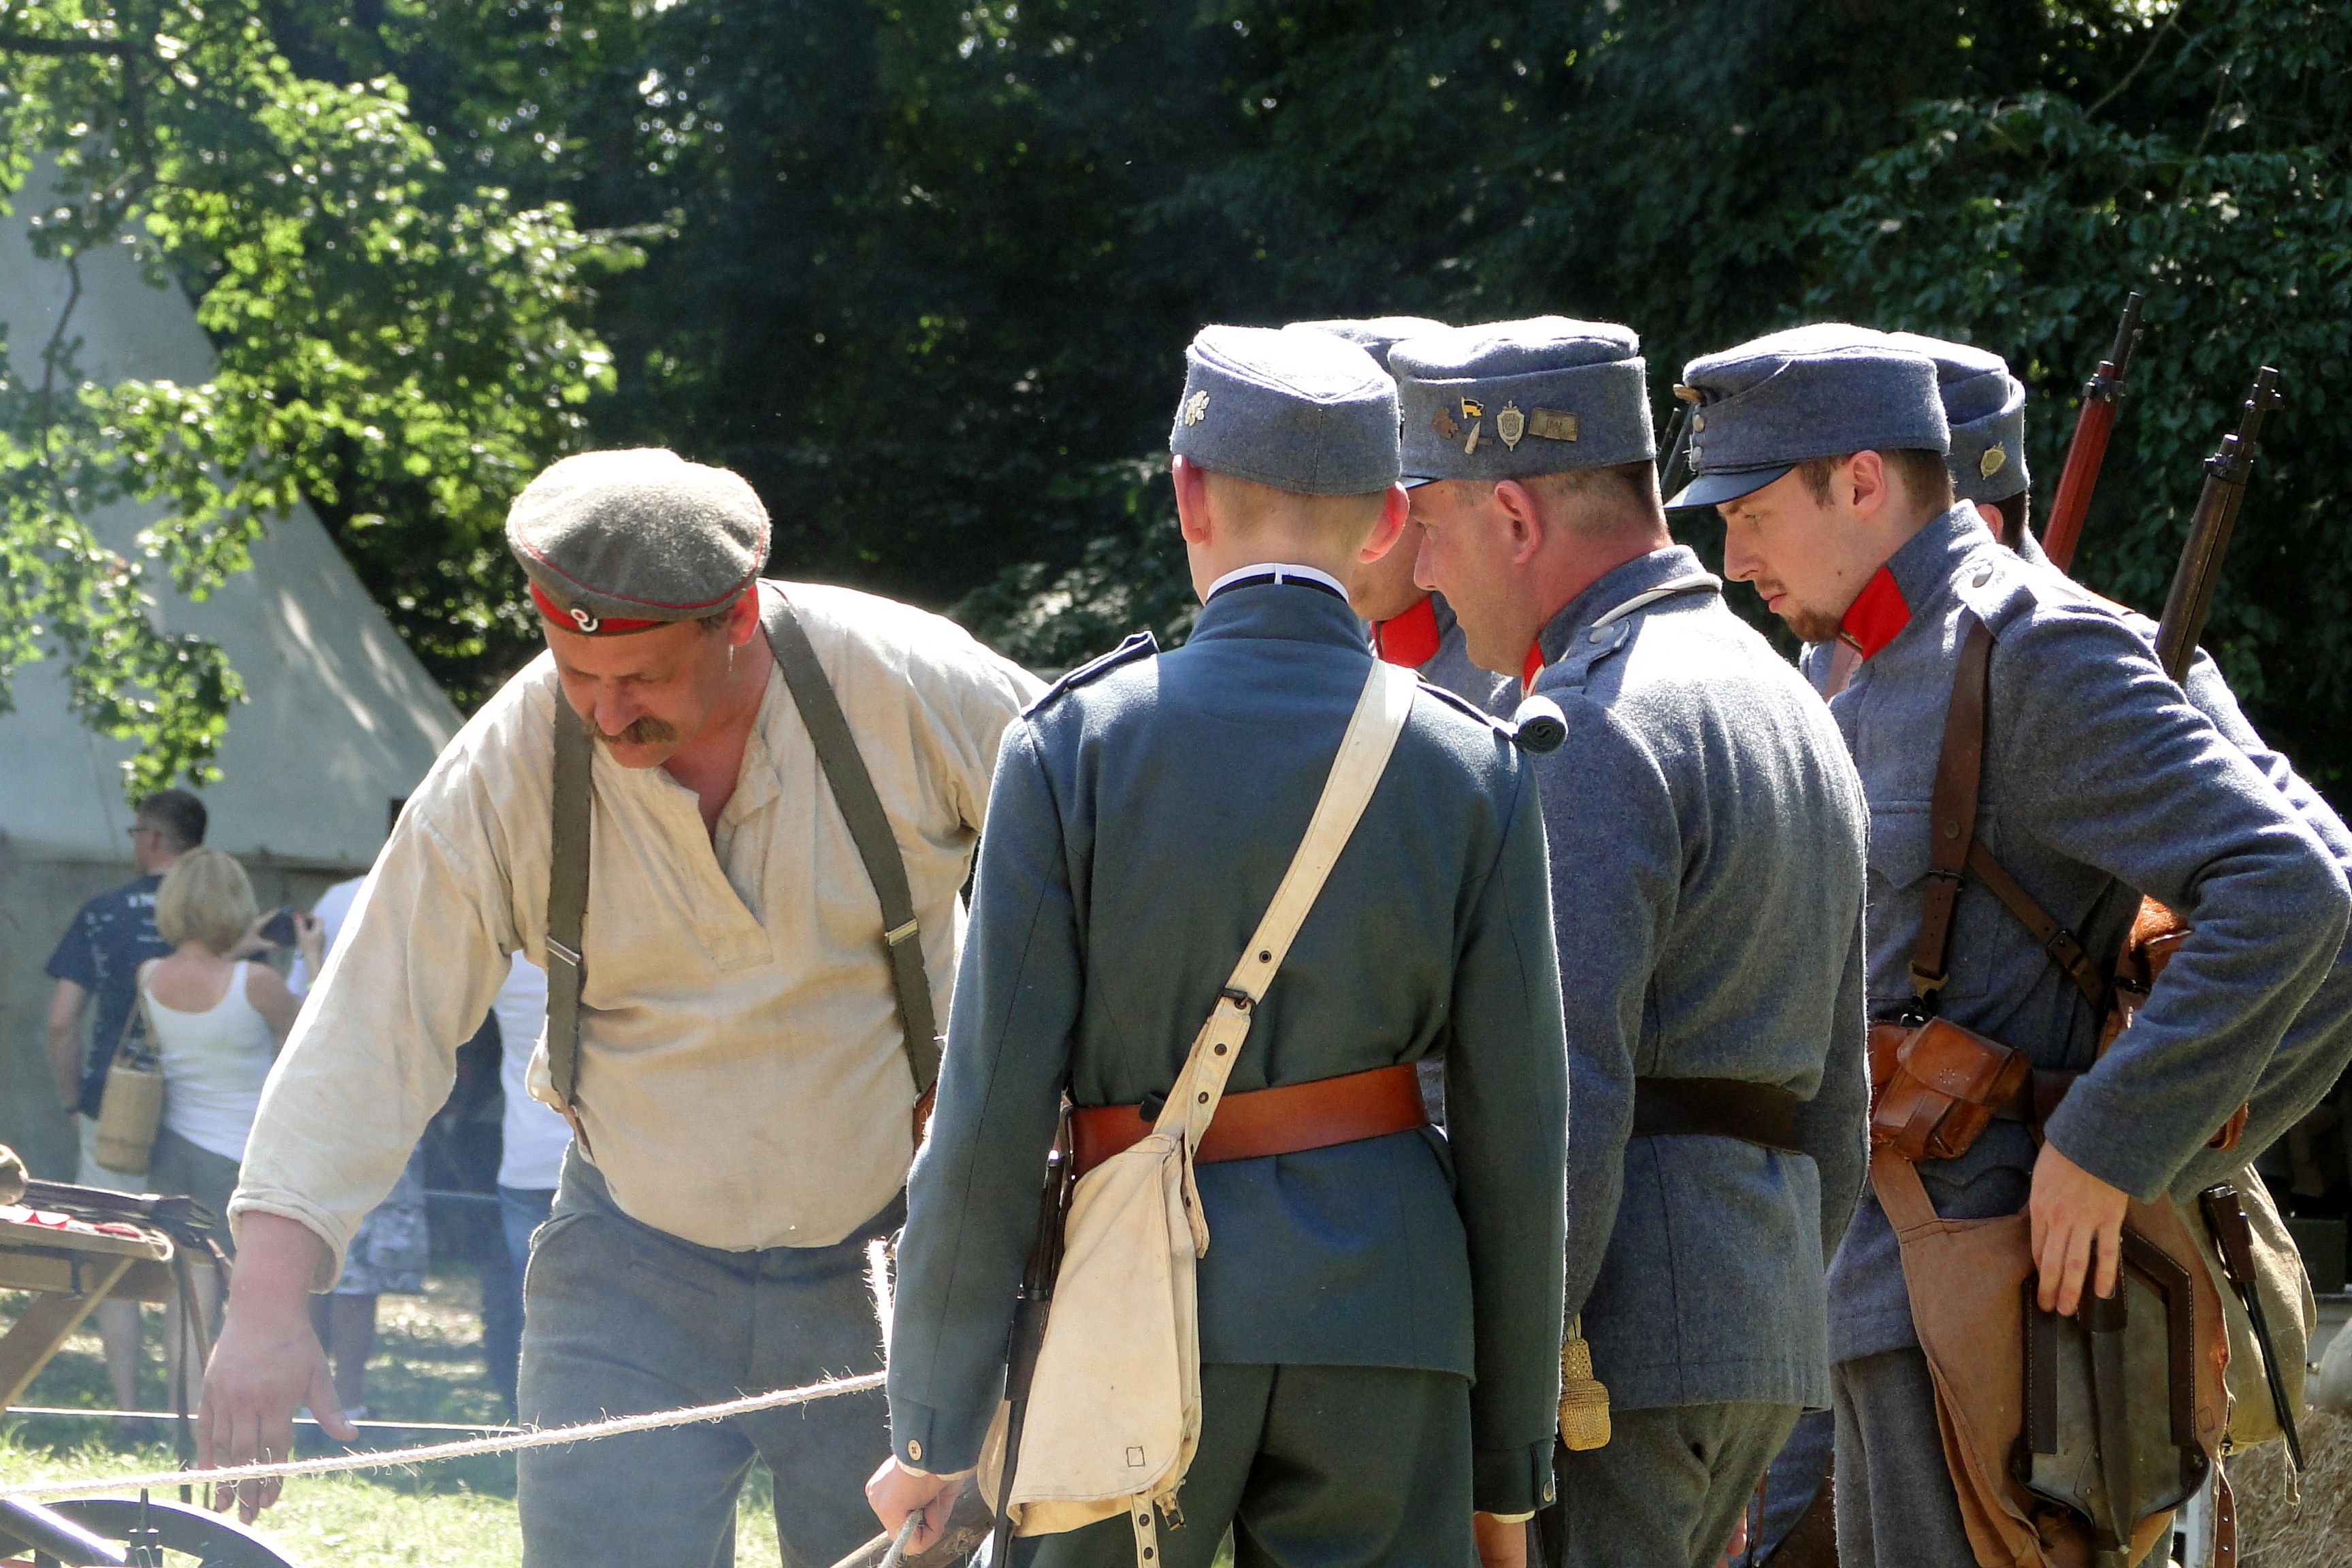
[197,1213,357,1521]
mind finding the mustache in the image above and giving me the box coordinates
[591,715,677,748]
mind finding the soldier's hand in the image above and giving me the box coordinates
[1473,1511,1528,1568]
[2029,1140,2128,1317]
[864,1455,962,1556]
[197,1214,356,1522]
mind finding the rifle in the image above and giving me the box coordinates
[990,1116,1076,1562]
[2040,293,2146,572]
[2153,367,2283,683]
[1655,396,1693,503]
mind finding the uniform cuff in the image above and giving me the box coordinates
[1472,1440,1557,1517]
[887,1397,988,1476]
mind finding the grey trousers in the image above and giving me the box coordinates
[1545,1401,1798,1568]
[1014,1362,1475,1568]
[516,1154,900,1568]
[1829,1350,1976,1568]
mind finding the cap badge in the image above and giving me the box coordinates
[1496,402,1526,451]
[569,606,602,634]
[1463,419,1483,456]
[1181,390,1211,427]
[1979,445,2007,478]
[1431,406,1462,441]
[1528,408,1580,443]
[1459,397,1484,420]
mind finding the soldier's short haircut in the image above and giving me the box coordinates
[135,789,208,852]
[1520,461,1661,521]
[1794,450,1955,514]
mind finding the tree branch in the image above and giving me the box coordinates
[0,32,131,56]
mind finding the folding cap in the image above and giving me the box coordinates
[1884,331,2029,505]
[1169,325,1401,496]
[1668,324,1948,509]
[507,448,770,635]
[1389,318,1654,487]
[1284,316,1452,374]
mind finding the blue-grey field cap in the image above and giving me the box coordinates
[1388,318,1654,487]
[1170,325,1401,496]
[508,448,770,635]
[1284,316,1452,374]
[1884,332,2029,504]
[1667,324,1948,509]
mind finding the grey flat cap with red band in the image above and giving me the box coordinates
[506,448,770,635]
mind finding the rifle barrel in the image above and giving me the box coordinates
[2040,292,2145,573]
[1655,400,1693,502]
[2153,368,2283,683]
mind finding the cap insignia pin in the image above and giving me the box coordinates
[569,606,602,634]
[1496,401,1526,451]
[1431,406,1461,441]
[1979,445,2007,478]
[1527,408,1580,442]
[1460,398,1484,420]
[1463,420,1482,456]
[1181,390,1211,427]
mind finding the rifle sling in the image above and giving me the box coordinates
[1912,613,2108,1017]
[542,583,943,1115]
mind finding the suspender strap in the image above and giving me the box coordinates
[1910,615,1992,998]
[759,583,943,1094]
[1909,611,2108,1015]
[546,697,594,1111]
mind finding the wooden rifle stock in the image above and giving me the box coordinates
[2153,368,2282,683]
[989,1118,1075,1561]
[2040,292,2145,572]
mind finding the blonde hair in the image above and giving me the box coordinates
[1202,468,1388,548]
[155,847,258,956]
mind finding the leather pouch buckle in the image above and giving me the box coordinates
[1869,1015,2030,1162]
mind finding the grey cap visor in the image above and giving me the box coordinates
[1665,464,1794,510]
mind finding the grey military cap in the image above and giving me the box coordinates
[1284,316,1452,374]
[507,448,770,634]
[1388,318,1654,487]
[1884,332,2029,505]
[1667,324,1948,509]
[1169,325,1401,496]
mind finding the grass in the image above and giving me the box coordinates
[1,1263,783,1567]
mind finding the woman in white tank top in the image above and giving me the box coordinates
[138,849,321,1400]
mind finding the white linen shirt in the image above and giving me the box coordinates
[232,583,1041,1285]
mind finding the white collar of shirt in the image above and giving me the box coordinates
[1205,561,1350,600]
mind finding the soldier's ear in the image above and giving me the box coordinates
[1491,478,1546,566]
[1171,455,1214,545]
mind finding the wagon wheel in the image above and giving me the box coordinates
[1,1493,299,1567]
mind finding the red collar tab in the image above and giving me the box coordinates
[530,580,666,636]
[1373,595,1443,668]
[1521,640,1547,695]
[1838,568,1910,661]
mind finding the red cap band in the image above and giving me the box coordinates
[530,580,666,636]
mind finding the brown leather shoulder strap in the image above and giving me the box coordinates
[1910,616,1992,998]
[1909,613,2108,1015]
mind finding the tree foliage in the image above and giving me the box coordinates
[0,0,629,792]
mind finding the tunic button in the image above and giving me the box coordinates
[1589,629,1608,644]
[1973,564,1993,586]
[906,1439,923,1463]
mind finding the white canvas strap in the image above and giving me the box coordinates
[1152,661,1418,1154]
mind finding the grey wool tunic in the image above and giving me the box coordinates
[1535,546,1871,1414]
[1823,506,2351,1365]
[886,580,1571,1514]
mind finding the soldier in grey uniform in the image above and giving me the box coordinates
[1678,323,2351,1567]
[872,325,1570,1568]
[1394,317,1871,1568]
[1288,317,1515,717]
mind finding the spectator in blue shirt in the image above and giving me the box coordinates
[42,787,208,1408]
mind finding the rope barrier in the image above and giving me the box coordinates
[0,1369,885,1501]
[3,1405,521,1435]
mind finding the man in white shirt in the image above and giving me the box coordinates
[199,449,1041,1566]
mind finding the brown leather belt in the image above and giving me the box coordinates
[1070,1062,1428,1179]
[1631,1077,1806,1154]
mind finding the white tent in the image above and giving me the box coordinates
[0,182,463,1173]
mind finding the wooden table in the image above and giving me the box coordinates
[0,1205,177,1411]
